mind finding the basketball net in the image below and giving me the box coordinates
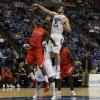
[51,0,62,4]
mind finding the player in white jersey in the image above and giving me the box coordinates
[42,41,56,100]
[32,41,56,100]
[32,3,71,96]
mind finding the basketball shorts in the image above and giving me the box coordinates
[48,35,64,53]
[26,48,44,67]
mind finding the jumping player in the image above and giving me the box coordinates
[32,41,57,100]
[26,19,55,92]
[32,16,57,100]
[32,4,71,94]
[32,3,71,96]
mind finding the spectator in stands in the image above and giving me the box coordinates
[18,59,29,88]
[2,66,12,88]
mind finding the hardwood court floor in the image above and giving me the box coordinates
[0,87,100,98]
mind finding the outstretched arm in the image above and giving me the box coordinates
[32,3,57,16]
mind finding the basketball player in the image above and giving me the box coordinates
[32,3,71,96]
[32,41,57,99]
[60,45,76,96]
[26,19,56,92]
[32,17,57,99]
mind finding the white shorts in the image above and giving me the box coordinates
[48,35,64,53]
[44,59,56,78]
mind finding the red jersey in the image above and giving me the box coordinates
[60,48,74,78]
[28,27,45,48]
[60,48,70,65]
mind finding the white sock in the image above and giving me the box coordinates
[29,72,35,80]
[50,82,56,96]
[44,75,49,83]
[35,83,41,94]
[56,65,61,79]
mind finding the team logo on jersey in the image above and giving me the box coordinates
[53,17,61,28]
[54,17,61,24]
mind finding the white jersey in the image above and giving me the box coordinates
[51,14,66,38]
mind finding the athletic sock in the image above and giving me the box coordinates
[50,82,56,96]
[36,83,41,94]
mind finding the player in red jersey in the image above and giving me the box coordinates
[60,46,76,96]
[26,19,56,93]
[60,47,73,78]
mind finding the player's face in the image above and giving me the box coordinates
[57,6,64,13]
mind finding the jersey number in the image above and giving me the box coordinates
[53,18,61,28]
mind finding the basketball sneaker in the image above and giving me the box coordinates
[32,93,39,99]
[43,83,50,92]
[51,95,57,100]
[17,84,20,88]
[71,90,77,96]
[3,84,5,88]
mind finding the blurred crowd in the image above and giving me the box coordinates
[0,1,100,88]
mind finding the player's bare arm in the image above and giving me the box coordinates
[63,17,71,33]
[32,3,56,16]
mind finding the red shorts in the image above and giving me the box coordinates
[2,76,11,82]
[26,48,44,67]
[60,63,74,79]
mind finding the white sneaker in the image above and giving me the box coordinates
[71,91,77,96]
[17,84,20,88]
[51,95,57,100]
[10,84,13,88]
[7,84,10,88]
[3,84,5,88]
[32,93,39,99]
[12,85,15,88]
